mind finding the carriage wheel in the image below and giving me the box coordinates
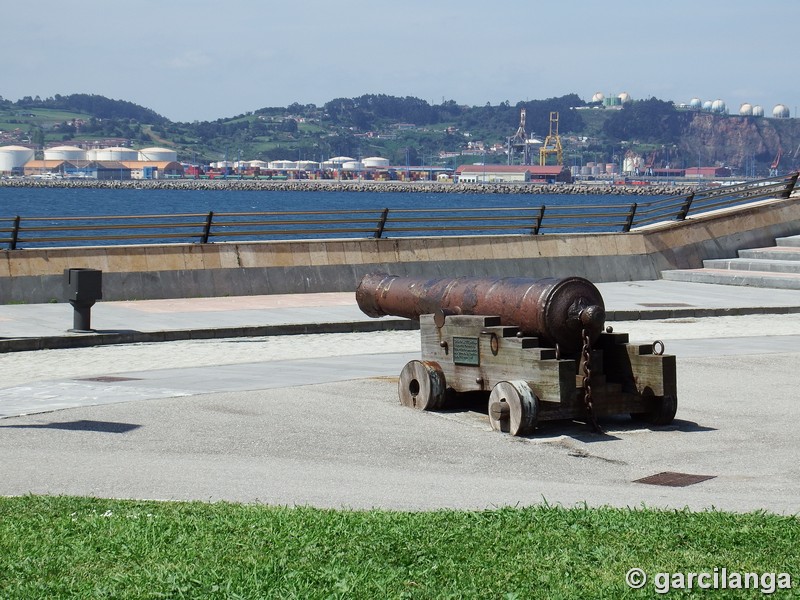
[488,380,539,436]
[398,360,446,411]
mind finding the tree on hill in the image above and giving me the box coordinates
[14,94,168,125]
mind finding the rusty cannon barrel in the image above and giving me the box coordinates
[356,273,605,355]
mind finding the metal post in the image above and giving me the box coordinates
[374,208,389,239]
[781,172,799,198]
[677,193,695,220]
[9,216,20,250]
[532,205,545,235]
[622,203,637,232]
[201,211,214,244]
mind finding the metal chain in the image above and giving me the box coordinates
[581,327,602,433]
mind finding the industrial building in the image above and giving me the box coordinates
[455,165,572,184]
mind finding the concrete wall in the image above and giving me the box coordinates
[1,196,798,304]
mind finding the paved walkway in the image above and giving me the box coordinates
[1,279,799,352]
[0,279,799,513]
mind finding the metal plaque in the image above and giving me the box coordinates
[452,336,480,366]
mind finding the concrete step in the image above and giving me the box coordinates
[738,246,800,261]
[703,257,800,274]
[776,234,800,248]
[661,268,800,290]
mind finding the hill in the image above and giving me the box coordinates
[1,92,798,177]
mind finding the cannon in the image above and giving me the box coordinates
[356,273,677,436]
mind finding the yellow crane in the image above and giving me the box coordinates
[539,111,563,166]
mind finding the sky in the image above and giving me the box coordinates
[3,0,798,123]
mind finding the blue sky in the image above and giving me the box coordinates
[4,0,797,122]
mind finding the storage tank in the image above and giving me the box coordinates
[0,145,34,172]
[342,161,364,171]
[363,156,390,169]
[752,105,765,117]
[138,147,177,162]
[323,156,355,169]
[248,160,268,169]
[44,145,86,161]
[689,98,702,110]
[296,160,320,171]
[86,148,99,160]
[591,92,604,103]
[94,146,138,161]
[739,103,753,116]
[269,160,297,170]
[772,104,790,118]
[702,100,713,112]
[617,92,631,104]
[711,99,727,114]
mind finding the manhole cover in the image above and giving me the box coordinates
[634,471,716,487]
[637,303,694,308]
[76,376,142,383]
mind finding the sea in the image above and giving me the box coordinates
[0,186,667,248]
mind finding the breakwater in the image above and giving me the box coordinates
[0,178,695,196]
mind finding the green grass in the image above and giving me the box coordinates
[1,496,797,599]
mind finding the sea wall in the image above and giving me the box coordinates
[1,197,797,304]
[0,177,694,196]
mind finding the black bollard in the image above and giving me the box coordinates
[64,268,103,332]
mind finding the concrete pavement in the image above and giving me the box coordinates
[1,279,800,513]
[0,279,799,352]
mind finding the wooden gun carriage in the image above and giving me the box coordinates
[357,273,677,436]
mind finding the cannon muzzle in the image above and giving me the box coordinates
[356,273,605,355]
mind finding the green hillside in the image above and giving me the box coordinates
[1,93,798,176]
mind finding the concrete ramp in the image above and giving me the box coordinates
[662,234,800,289]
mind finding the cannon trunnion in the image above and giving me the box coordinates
[357,274,678,436]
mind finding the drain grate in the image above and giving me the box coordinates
[634,471,716,487]
[76,376,142,383]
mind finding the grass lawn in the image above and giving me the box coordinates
[0,496,797,598]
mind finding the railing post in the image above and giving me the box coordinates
[781,172,799,198]
[676,193,695,221]
[374,208,389,239]
[622,203,637,232]
[532,205,545,235]
[9,216,20,250]
[201,211,214,244]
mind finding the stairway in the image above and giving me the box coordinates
[661,235,800,290]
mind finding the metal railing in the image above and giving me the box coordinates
[0,173,796,250]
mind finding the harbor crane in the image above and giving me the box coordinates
[507,108,533,165]
[539,112,564,167]
[769,147,782,176]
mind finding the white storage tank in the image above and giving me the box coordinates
[248,160,268,169]
[0,145,34,172]
[44,145,86,161]
[752,105,765,117]
[322,156,355,169]
[772,104,790,118]
[711,99,727,114]
[86,148,99,160]
[94,146,138,161]
[269,160,297,170]
[363,156,390,169]
[689,98,702,109]
[739,103,753,116]
[296,160,320,171]
[138,147,178,162]
[342,161,363,171]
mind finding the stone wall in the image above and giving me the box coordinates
[1,196,798,304]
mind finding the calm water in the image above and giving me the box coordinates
[0,187,665,247]
[0,186,660,216]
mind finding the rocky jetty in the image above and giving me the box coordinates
[0,178,696,196]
